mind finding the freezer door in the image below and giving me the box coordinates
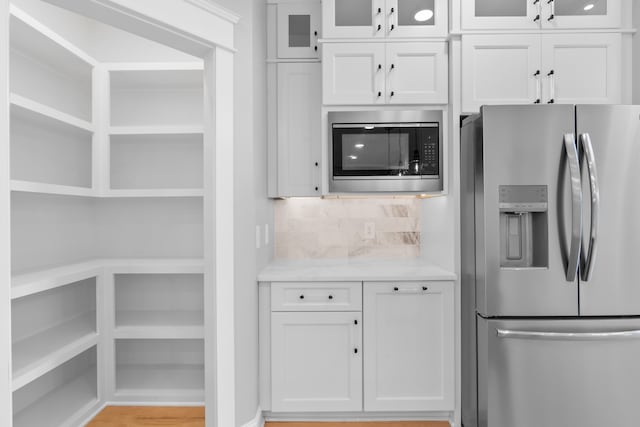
[477,105,579,316]
[577,105,640,316]
[477,316,640,427]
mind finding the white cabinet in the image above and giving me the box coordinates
[461,0,620,30]
[277,2,321,59]
[323,0,447,38]
[271,62,321,197]
[462,34,542,112]
[363,282,454,411]
[541,33,621,105]
[271,311,363,412]
[462,33,621,112]
[386,42,448,104]
[323,42,448,105]
[322,43,386,104]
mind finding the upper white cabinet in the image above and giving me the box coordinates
[277,2,321,59]
[323,0,447,38]
[270,62,321,197]
[461,0,621,30]
[540,33,621,104]
[462,33,621,112]
[323,42,448,105]
[363,282,454,411]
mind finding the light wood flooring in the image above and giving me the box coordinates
[87,406,449,427]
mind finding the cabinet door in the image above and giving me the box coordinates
[461,0,540,30]
[541,0,621,29]
[277,2,321,59]
[386,42,448,104]
[277,63,321,196]
[462,34,541,113]
[387,0,448,37]
[541,33,621,104]
[322,43,386,105]
[271,312,362,412]
[363,282,454,411]
[323,0,384,38]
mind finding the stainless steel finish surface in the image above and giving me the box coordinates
[475,105,578,317]
[328,110,443,194]
[478,316,640,427]
[564,133,582,282]
[332,122,438,129]
[579,133,600,282]
[577,105,640,316]
[497,328,640,340]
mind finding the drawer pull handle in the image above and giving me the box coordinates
[393,287,399,291]
[328,295,334,300]
[422,286,428,291]
[299,295,304,300]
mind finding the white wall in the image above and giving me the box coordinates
[207,0,270,425]
[634,1,640,103]
[12,0,197,62]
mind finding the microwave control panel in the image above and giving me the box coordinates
[422,131,439,176]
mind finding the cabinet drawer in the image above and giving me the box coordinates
[271,282,362,311]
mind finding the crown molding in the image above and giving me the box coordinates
[184,0,240,24]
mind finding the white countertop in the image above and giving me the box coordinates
[257,258,457,282]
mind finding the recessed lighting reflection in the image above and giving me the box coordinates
[354,143,365,149]
[364,125,375,130]
[584,3,594,10]
[349,155,358,160]
[414,9,434,22]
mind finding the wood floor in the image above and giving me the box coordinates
[87,406,449,427]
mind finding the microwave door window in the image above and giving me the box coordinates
[334,127,419,176]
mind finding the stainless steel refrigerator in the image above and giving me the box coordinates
[461,105,640,427]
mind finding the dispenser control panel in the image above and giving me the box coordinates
[499,185,548,212]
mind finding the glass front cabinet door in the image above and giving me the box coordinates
[277,2,321,59]
[462,0,620,30]
[323,0,446,38]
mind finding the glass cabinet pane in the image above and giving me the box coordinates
[475,0,527,17]
[289,15,311,47]
[555,0,607,16]
[398,0,436,27]
[335,0,372,27]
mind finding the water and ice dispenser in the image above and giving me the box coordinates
[499,185,549,268]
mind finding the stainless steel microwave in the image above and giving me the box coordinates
[329,110,443,193]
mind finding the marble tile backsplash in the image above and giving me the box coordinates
[274,198,421,259]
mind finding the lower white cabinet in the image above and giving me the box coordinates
[266,280,455,415]
[363,282,454,411]
[271,311,362,412]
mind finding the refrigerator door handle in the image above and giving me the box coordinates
[579,133,600,282]
[497,329,640,341]
[564,133,582,282]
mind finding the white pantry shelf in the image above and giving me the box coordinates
[12,316,97,392]
[109,125,204,135]
[10,94,94,133]
[102,61,204,72]
[12,260,102,300]
[102,189,204,198]
[10,180,95,197]
[115,310,204,339]
[13,368,98,427]
[114,365,205,401]
[105,258,205,274]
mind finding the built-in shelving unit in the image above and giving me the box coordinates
[9,5,207,424]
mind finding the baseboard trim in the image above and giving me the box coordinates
[241,407,264,427]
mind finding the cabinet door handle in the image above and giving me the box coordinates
[377,24,382,31]
[315,186,319,191]
[314,46,318,51]
[390,63,395,70]
[328,295,334,300]
[314,162,319,167]
[314,30,318,36]
[378,64,382,71]
[354,348,358,354]
[533,14,540,22]
[393,286,399,291]
[390,24,395,31]
[390,91,395,97]
[377,91,382,97]
[390,7,394,13]
[299,294,304,299]
[354,319,358,325]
